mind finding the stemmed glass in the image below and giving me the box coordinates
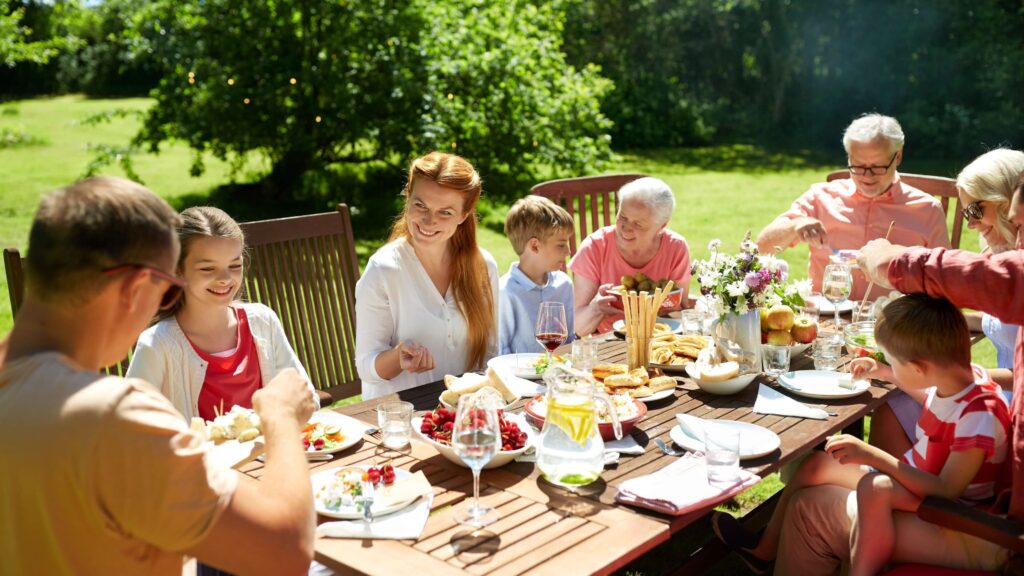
[451,394,501,527]
[535,301,568,362]
[822,264,853,327]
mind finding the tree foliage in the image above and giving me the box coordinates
[0,0,76,68]
[114,0,612,201]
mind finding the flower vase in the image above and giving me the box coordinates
[717,310,762,371]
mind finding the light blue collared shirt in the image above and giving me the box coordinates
[498,263,576,356]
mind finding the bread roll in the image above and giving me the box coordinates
[484,367,520,403]
[604,373,641,388]
[647,375,676,393]
[592,363,628,381]
[696,361,740,382]
[629,367,650,385]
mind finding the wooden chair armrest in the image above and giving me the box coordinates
[918,496,1024,553]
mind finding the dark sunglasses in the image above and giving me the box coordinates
[102,264,186,310]
[961,201,984,222]
[848,152,898,176]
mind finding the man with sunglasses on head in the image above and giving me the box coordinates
[757,113,950,301]
[0,176,316,575]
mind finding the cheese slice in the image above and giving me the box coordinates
[484,367,521,403]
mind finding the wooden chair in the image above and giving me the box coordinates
[826,170,965,249]
[239,204,361,404]
[4,247,131,375]
[531,174,647,256]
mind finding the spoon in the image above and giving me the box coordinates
[654,438,685,457]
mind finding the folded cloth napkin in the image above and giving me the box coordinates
[675,413,722,445]
[616,454,759,515]
[753,384,829,420]
[604,435,645,455]
[316,495,433,540]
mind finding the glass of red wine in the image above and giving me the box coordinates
[535,301,568,365]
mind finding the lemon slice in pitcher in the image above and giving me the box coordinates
[546,397,595,445]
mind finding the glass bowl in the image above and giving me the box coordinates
[843,321,885,362]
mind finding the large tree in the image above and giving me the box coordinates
[119,0,612,200]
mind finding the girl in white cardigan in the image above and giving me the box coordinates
[127,207,317,421]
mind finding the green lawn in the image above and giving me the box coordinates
[0,95,1001,574]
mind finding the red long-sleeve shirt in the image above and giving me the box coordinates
[889,246,1024,518]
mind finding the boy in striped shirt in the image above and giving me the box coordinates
[712,293,1010,575]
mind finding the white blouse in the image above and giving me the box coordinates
[355,238,499,400]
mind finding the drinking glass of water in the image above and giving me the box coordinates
[377,401,413,450]
[452,394,501,527]
[705,427,741,488]
[762,344,791,378]
[813,335,843,371]
[822,264,853,327]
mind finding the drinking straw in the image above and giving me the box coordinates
[856,220,896,321]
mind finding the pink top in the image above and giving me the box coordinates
[889,245,1024,517]
[781,175,949,300]
[569,225,691,334]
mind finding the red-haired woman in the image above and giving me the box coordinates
[355,152,498,399]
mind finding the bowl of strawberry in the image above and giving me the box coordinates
[413,407,534,469]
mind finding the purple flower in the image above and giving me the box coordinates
[744,271,761,289]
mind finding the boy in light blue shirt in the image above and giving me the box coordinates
[499,195,576,355]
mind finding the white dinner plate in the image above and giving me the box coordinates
[487,353,568,381]
[312,466,417,520]
[777,370,870,399]
[670,419,781,460]
[612,317,683,335]
[304,411,368,455]
[811,295,855,315]
[636,388,676,403]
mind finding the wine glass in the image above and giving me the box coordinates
[822,264,853,327]
[451,394,501,527]
[535,301,568,363]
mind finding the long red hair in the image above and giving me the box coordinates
[389,152,495,371]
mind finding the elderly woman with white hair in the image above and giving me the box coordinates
[756,113,949,301]
[570,176,691,336]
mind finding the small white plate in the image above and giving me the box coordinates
[304,411,368,455]
[637,388,676,403]
[487,353,568,381]
[811,295,855,314]
[777,370,870,399]
[612,317,683,335]
[670,420,781,459]
[312,466,417,520]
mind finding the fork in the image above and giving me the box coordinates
[654,438,686,457]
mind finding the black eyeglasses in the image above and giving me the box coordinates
[961,201,985,222]
[102,264,186,310]
[848,152,898,176]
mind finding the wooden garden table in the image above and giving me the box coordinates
[237,335,897,575]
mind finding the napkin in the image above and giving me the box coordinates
[604,435,645,455]
[615,454,759,515]
[316,495,432,540]
[675,413,723,445]
[753,384,829,420]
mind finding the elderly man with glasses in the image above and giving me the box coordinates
[757,113,950,301]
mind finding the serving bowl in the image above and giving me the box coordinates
[412,412,534,469]
[683,363,758,395]
[609,285,684,312]
[843,321,882,360]
[522,395,647,441]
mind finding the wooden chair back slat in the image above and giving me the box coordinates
[531,174,647,256]
[825,170,964,249]
[238,205,361,402]
[4,247,130,374]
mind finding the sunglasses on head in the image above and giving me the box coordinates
[102,264,186,310]
[961,201,984,222]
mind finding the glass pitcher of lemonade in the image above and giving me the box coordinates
[536,365,621,488]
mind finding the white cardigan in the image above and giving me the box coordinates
[355,238,499,400]
[126,302,318,421]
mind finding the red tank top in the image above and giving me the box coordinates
[192,307,263,421]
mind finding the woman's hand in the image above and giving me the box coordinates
[397,341,435,373]
[825,434,883,467]
[849,358,893,382]
[590,283,619,316]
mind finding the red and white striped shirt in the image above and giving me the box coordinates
[903,365,1011,503]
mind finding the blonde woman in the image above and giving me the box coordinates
[355,152,498,399]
